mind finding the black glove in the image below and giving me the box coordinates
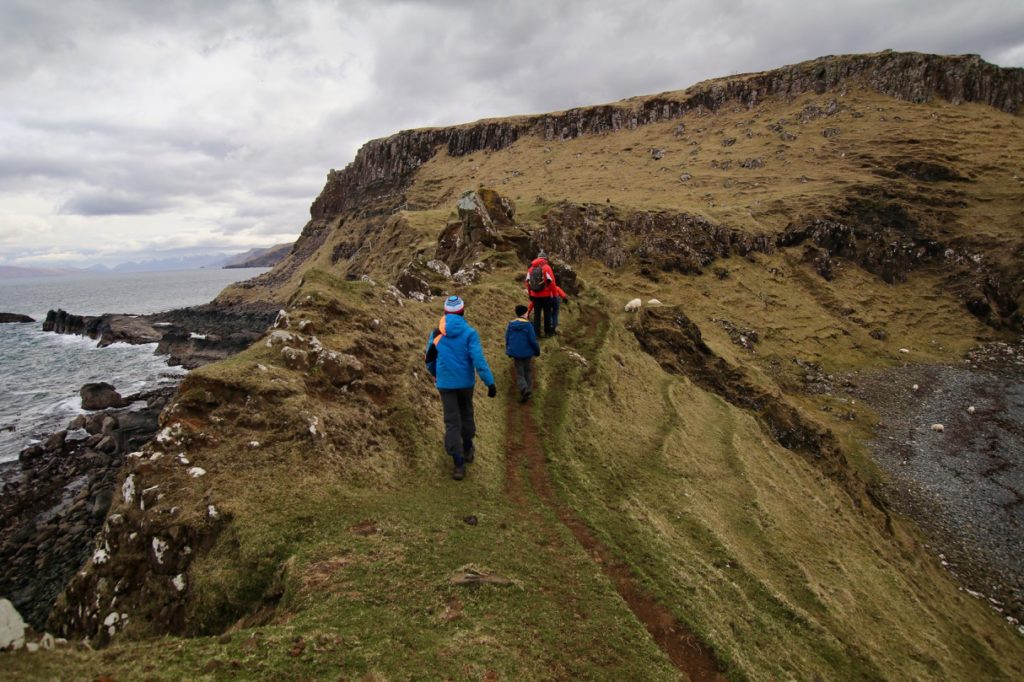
[487,384,497,398]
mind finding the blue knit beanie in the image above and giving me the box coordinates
[444,295,465,314]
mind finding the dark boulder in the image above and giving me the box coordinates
[43,309,87,334]
[18,444,44,465]
[0,313,34,323]
[44,430,68,453]
[80,383,128,411]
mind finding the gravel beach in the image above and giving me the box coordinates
[854,341,1024,626]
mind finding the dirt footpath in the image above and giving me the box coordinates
[853,341,1024,627]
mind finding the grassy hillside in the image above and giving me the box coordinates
[7,53,1024,680]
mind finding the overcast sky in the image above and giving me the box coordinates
[1,0,1022,268]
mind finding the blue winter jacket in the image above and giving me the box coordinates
[505,317,540,359]
[425,314,495,390]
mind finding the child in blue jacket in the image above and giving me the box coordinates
[505,304,541,402]
[425,295,496,480]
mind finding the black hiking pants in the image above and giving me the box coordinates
[530,295,554,337]
[439,387,475,466]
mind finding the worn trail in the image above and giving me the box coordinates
[503,315,725,681]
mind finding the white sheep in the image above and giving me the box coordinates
[930,423,944,433]
[624,298,642,312]
[647,298,663,307]
[967,406,976,414]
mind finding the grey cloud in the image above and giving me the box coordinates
[60,191,170,216]
[2,0,1023,265]
[0,154,81,181]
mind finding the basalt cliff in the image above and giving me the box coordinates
[6,51,1024,681]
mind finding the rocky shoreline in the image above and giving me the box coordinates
[42,301,278,369]
[853,340,1024,628]
[2,301,278,635]
[0,385,175,632]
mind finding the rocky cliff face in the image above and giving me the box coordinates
[307,51,1023,226]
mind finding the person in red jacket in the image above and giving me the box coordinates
[524,251,557,337]
[526,283,568,334]
[550,283,568,332]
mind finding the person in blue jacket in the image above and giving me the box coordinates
[505,304,540,402]
[424,295,496,480]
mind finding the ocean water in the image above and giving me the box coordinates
[0,268,268,463]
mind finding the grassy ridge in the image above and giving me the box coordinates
[8,78,1024,678]
[8,262,1023,680]
[535,283,1019,679]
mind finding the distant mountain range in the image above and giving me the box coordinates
[1,243,292,278]
[91,253,233,273]
[222,243,292,268]
[0,265,87,279]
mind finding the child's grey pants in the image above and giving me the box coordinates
[514,357,532,392]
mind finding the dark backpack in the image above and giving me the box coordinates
[527,265,547,293]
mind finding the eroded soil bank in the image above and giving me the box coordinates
[854,341,1024,626]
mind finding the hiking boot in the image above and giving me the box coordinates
[521,388,532,402]
[463,446,475,463]
[452,463,466,480]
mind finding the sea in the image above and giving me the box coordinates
[0,269,269,464]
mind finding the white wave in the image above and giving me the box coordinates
[42,333,100,348]
[44,396,86,415]
[100,341,160,350]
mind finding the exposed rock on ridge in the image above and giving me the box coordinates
[536,203,775,273]
[779,215,1022,330]
[308,51,1023,225]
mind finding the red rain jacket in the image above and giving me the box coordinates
[524,258,557,298]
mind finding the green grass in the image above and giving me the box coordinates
[10,80,1024,680]
[528,288,1020,680]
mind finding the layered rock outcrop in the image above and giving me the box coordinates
[307,51,1023,229]
[536,203,774,274]
[778,215,1022,330]
[435,188,519,271]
